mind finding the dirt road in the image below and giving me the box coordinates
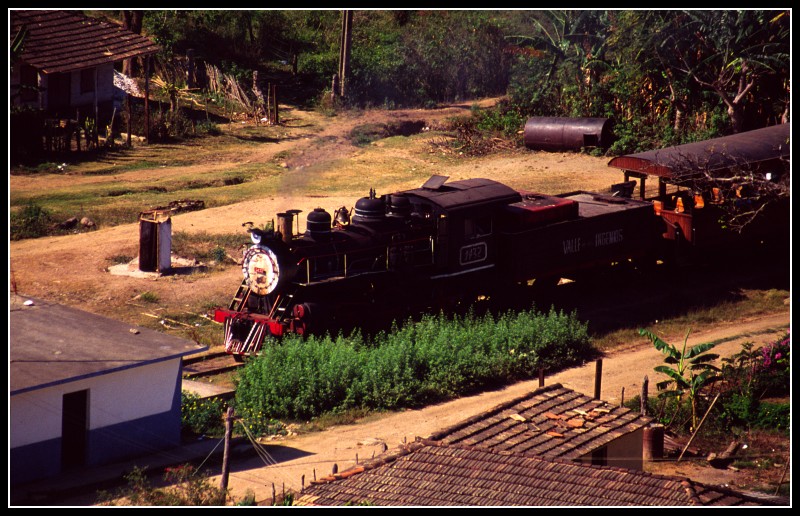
[209,311,789,505]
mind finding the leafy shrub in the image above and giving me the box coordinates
[97,464,225,506]
[10,202,53,240]
[235,306,592,421]
[196,120,222,136]
[181,391,225,437]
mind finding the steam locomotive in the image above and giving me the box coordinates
[213,175,664,357]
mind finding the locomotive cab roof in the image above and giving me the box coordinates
[404,177,522,211]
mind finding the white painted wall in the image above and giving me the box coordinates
[10,359,180,449]
[71,62,115,107]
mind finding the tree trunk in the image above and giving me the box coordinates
[121,11,145,77]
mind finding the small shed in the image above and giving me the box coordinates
[9,295,207,486]
[524,117,613,152]
[427,383,653,471]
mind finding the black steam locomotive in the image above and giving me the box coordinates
[213,175,663,357]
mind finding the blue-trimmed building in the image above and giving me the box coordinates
[9,296,206,486]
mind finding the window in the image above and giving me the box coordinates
[81,68,95,94]
[464,216,492,240]
[19,65,38,102]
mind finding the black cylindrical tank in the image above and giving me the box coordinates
[523,117,613,151]
[353,195,386,224]
[306,208,332,236]
[387,194,412,218]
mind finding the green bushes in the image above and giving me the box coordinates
[10,202,53,240]
[181,391,225,437]
[235,307,592,422]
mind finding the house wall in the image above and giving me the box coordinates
[70,62,116,109]
[9,358,183,486]
[11,62,115,116]
[575,429,644,471]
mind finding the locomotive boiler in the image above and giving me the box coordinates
[213,175,663,357]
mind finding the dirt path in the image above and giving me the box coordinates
[207,311,789,505]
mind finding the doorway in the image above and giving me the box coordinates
[61,389,89,469]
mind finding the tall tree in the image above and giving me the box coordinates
[657,10,789,133]
[121,10,145,76]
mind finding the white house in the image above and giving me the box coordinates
[9,296,207,486]
[10,10,159,129]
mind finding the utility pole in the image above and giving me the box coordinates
[220,406,234,501]
[338,10,353,98]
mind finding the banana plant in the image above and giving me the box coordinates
[639,328,722,431]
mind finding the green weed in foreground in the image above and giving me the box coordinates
[234,306,592,423]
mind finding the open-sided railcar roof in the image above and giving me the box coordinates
[607,124,790,179]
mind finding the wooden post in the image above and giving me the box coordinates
[271,483,276,506]
[301,474,305,493]
[220,406,234,498]
[187,48,196,89]
[593,359,603,400]
[93,67,99,147]
[126,94,132,147]
[272,85,278,124]
[678,393,720,462]
[538,368,545,388]
[641,376,649,416]
[620,387,625,407]
[144,55,150,144]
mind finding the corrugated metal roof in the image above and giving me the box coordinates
[10,10,160,74]
[426,383,652,462]
[295,441,783,507]
[607,124,790,179]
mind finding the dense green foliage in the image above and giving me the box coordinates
[180,391,225,437]
[91,9,787,152]
[234,306,592,422]
[628,332,790,436]
[10,202,53,240]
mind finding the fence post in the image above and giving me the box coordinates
[594,359,603,400]
[641,376,649,416]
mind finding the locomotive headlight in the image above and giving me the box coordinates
[242,246,281,295]
[250,231,262,245]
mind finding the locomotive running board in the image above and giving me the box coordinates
[430,264,494,279]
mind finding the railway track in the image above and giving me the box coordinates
[182,351,244,379]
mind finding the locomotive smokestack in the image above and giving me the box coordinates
[277,212,294,243]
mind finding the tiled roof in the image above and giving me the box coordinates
[10,10,160,74]
[426,383,652,462]
[294,441,785,507]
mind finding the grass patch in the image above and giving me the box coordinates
[138,291,160,303]
[591,288,789,351]
[108,254,134,265]
[171,230,249,264]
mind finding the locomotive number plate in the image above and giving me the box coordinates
[459,242,487,265]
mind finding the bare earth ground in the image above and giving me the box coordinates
[9,99,791,505]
